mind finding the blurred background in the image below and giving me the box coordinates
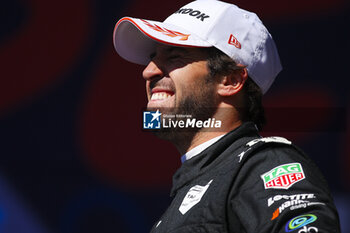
[0,0,349,232]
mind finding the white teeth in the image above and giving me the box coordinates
[151,92,172,100]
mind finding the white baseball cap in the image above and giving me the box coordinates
[113,0,282,94]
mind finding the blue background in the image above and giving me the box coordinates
[143,112,161,129]
[0,0,349,232]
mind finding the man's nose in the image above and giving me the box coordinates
[142,61,163,81]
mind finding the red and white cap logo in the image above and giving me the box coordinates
[228,34,241,49]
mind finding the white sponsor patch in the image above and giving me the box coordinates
[268,193,316,207]
[271,200,325,220]
[247,137,291,147]
[179,180,213,215]
[156,220,162,228]
[237,148,252,162]
[238,137,291,163]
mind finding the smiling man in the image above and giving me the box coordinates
[113,0,340,232]
[144,45,232,152]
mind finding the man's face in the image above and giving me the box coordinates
[142,45,218,119]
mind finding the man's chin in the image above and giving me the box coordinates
[146,106,175,115]
[151,126,198,143]
[147,99,175,111]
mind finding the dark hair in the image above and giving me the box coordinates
[202,47,266,130]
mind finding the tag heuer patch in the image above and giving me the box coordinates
[261,163,305,189]
[179,180,213,215]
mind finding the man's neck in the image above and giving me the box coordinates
[174,120,243,155]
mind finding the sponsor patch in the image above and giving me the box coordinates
[247,136,291,147]
[228,34,241,49]
[285,214,317,232]
[261,163,305,189]
[268,193,316,207]
[271,200,325,220]
[293,226,319,233]
[237,136,291,163]
[179,180,213,215]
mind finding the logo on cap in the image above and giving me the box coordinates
[228,34,241,49]
[141,19,190,41]
[174,8,210,21]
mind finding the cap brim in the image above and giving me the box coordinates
[113,17,212,65]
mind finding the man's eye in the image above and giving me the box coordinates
[149,53,156,60]
[168,55,180,60]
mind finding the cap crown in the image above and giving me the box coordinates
[113,0,282,94]
[164,0,282,94]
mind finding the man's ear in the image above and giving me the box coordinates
[217,68,248,97]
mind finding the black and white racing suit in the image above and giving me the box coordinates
[150,122,340,233]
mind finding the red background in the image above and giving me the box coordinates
[0,0,349,232]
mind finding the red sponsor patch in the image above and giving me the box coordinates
[265,173,304,189]
[228,34,241,49]
[261,163,305,190]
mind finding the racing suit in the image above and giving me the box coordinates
[150,122,340,233]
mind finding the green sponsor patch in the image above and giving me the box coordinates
[261,163,305,189]
[262,163,302,182]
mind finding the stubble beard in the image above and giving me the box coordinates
[150,78,218,144]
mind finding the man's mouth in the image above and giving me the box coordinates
[149,87,175,101]
[148,88,175,108]
[150,92,173,101]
